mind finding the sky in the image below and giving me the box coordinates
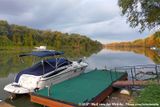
[0,0,156,44]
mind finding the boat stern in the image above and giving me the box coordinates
[4,83,31,94]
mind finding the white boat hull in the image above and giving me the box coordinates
[38,67,86,89]
[4,61,87,94]
[4,83,32,94]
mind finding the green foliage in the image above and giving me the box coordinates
[135,84,160,104]
[0,35,13,46]
[0,20,9,36]
[118,0,160,32]
[0,20,102,50]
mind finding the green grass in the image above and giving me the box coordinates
[135,84,160,105]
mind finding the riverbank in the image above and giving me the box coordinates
[105,90,134,107]
[0,101,15,107]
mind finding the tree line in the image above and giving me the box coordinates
[106,31,160,48]
[0,20,102,50]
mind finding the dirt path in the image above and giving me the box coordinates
[105,90,134,107]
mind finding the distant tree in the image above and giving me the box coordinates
[154,31,160,47]
[0,36,13,46]
[0,20,102,49]
[28,31,33,46]
[54,31,62,49]
[0,20,9,36]
[41,30,53,46]
[118,0,160,32]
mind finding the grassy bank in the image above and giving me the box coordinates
[135,84,160,105]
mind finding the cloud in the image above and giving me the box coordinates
[59,16,150,43]
[0,0,32,15]
[0,0,151,43]
[0,0,119,27]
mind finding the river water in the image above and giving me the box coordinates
[0,47,159,107]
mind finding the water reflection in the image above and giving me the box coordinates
[0,47,101,77]
[86,49,155,71]
[106,47,160,64]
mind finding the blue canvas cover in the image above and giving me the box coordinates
[19,50,64,57]
[15,58,71,83]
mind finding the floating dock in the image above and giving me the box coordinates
[31,70,127,107]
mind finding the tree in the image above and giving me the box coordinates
[0,20,9,36]
[53,31,62,49]
[118,0,160,32]
[0,36,13,46]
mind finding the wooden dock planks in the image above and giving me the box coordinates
[31,94,75,107]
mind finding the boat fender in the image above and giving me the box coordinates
[120,89,130,95]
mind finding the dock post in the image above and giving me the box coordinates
[133,66,136,79]
[130,68,135,87]
[114,67,118,78]
[125,70,130,90]
[46,86,50,96]
[105,65,107,70]
[109,70,113,82]
[155,65,159,84]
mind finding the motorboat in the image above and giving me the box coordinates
[4,50,88,94]
[34,46,46,51]
[150,46,157,50]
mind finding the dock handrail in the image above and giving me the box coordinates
[108,64,160,88]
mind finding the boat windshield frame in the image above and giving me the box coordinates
[18,50,71,76]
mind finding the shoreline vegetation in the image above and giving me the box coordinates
[106,31,160,48]
[104,32,160,64]
[0,20,102,51]
[105,31,160,105]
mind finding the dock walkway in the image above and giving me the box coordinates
[31,70,127,107]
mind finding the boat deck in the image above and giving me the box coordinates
[31,70,127,107]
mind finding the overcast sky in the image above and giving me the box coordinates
[0,0,156,43]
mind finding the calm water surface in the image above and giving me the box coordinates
[0,48,159,107]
